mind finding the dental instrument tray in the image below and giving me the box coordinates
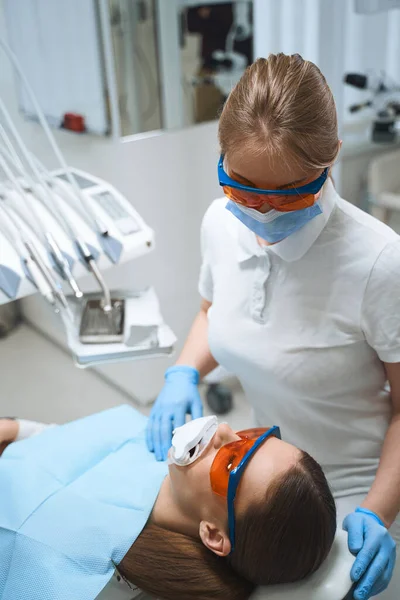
[79,298,125,344]
[66,287,176,368]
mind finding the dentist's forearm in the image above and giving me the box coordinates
[362,413,400,527]
[175,299,218,379]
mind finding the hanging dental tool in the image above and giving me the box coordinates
[0,105,83,299]
[0,200,72,317]
[27,155,104,263]
[0,147,81,300]
[0,37,123,265]
[0,36,126,337]
[24,155,113,314]
[0,196,68,313]
[0,261,20,299]
[0,215,21,299]
[0,137,117,338]
[0,142,100,273]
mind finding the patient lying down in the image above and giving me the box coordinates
[0,406,336,600]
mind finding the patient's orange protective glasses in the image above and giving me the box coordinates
[209,425,281,551]
[210,427,281,497]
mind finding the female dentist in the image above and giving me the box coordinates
[147,54,399,600]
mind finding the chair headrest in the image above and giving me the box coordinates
[251,530,355,600]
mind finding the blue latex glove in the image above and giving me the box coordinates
[343,507,396,599]
[146,365,203,461]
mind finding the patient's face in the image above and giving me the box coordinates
[168,423,300,526]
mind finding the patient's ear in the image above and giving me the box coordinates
[199,521,231,557]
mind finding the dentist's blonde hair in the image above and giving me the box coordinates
[219,53,339,172]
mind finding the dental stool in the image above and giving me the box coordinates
[252,530,355,600]
[368,148,400,225]
[97,530,354,600]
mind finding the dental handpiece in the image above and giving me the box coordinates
[75,238,112,312]
[0,200,72,319]
[2,188,82,301]
[27,159,114,313]
[31,167,112,312]
[0,202,56,306]
[45,231,82,299]
[0,123,111,313]
[0,210,54,306]
[24,238,72,315]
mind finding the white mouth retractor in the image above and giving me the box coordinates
[168,415,219,466]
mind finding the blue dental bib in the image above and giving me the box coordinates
[0,405,168,600]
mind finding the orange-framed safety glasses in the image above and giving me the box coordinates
[210,425,281,552]
[218,155,328,212]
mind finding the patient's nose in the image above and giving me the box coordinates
[213,423,240,449]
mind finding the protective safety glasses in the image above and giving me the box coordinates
[210,425,281,552]
[218,155,328,212]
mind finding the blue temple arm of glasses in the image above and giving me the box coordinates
[226,425,281,552]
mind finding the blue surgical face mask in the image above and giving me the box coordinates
[226,199,323,243]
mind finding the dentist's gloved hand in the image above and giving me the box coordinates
[343,507,396,599]
[146,365,203,461]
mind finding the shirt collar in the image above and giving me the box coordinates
[228,178,338,263]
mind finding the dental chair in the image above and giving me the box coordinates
[97,530,355,600]
[253,530,354,600]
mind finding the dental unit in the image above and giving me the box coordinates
[0,36,175,366]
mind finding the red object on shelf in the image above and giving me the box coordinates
[63,113,86,133]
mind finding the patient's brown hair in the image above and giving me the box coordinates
[119,451,336,600]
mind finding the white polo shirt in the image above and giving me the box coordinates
[199,179,400,497]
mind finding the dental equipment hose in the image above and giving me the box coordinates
[29,156,112,311]
[0,118,109,308]
[0,146,77,294]
[0,196,63,309]
[0,38,108,236]
[0,37,113,309]
[0,113,83,298]
[0,142,83,299]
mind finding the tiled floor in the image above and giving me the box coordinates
[0,323,252,430]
